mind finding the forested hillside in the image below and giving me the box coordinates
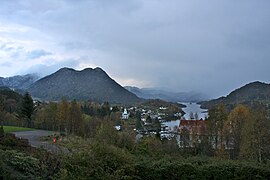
[28,67,141,104]
[0,88,23,126]
[200,81,270,110]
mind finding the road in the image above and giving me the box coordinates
[13,130,69,153]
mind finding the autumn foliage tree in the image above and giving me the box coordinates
[34,102,58,130]
[240,104,270,162]
[207,104,227,151]
[34,100,85,136]
[223,104,251,159]
[56,99,69,133]
[68,100,84,136]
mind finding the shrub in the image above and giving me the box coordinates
[1,150,40,179]
[62,142,136,179]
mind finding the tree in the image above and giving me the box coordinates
[0,97,5,127]
[97,102,111,117]
[47,102,58,131]
[146,116,152,124]
[19,92,34,127]
[68,100,84,136]
[189,112,194,120]
[194,112,199,120]
[84,116,102,138]
[34,106,46,129]
[57,99,69,133]
[34,102,58,131]
[224,104,250,159]
[240,105,270,162]
[207,104,227,151]
[95,121,119,145]
[111,106,119,112]
[0,99,4,136]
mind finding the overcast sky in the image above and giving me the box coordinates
[0,0,270,98]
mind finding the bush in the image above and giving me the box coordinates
[0,133,19,148]
[0,150,40,179]
[0,133,31,151]
[135,158,200,179]
[62,142,136,179]
[134,156,270,180]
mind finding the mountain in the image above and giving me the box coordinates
[28,67,141,104]
[125,86,208,103]
[0,74,39,90]
[200,81,270,109]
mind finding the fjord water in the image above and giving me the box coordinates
[161,102,208,132]
[181,102,208,120]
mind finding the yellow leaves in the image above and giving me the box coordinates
[225,104,251,133]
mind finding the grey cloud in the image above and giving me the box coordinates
[21,59,80,77]
[0,0,270,98]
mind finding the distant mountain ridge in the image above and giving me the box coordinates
[28,67,141,104]
[200,81,270,109]
[125,86,208,103]
[0,74,39,90]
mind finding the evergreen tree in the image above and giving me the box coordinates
[146,116,152,124]
[20,92,34,127]
[0,97,5,138]
[98,102,111,117]
[0,97,4,126]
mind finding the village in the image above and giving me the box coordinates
[118,101,210,148]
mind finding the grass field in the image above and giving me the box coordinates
[3,126,35,133]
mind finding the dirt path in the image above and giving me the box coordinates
[13,130,69,153]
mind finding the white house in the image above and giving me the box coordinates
[114,125,121,131]
[122,108,129,120]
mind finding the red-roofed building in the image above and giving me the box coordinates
[177,119,207,147]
